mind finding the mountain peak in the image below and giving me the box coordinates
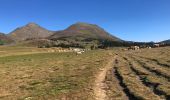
[73,22,98,27]
[26,22,39,27]
[9,23,54,41]
[66,22,101,31]
[75,22,92,25]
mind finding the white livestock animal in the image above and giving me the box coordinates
[73,48,81,52]
[128,46,140,50]
[76,51,82,55]
[147,47,152,49]
[136,46,140,50]
[154,44,160,47]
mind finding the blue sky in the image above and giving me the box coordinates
[0,0,170,42]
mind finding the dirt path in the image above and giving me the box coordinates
[93,56,116,100]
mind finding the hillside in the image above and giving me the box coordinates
[9,23,54,41]
[49,22,121,42]
[0,32,14,44]
[48,22,123,48]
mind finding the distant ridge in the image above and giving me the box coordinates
[160,39,170,44]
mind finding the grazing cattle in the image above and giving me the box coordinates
[153,44,160,48]
[73,48,81,52]
[135,46,140,50]
[128,46,140,50]
[147,46,152,49]
[122,48,128,51]
[72,48,85,55]
[46,47,71,53]
[140,45,147,49]
[76,51,82,55]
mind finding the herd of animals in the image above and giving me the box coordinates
[74,43,168,55]
[126,43,164,50]
[44,43,167,56]
[45,47,87,55]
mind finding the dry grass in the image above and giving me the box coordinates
[0,46,114,100]
[105,47,170,100]
[0,46,170,100]
[114,56,161,100]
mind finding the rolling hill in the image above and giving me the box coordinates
[49,22,121,42]
[48,22,123,48]
[3,22,124,48]
[9,23,54,41]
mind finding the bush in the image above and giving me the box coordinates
[0,40,4,45]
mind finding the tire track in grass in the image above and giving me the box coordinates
[126,55,170,99]
[114,56,161,100]
[105,65,129,100]
[131,56,170,81]
[134,55,170,68]
[113,67,135,100]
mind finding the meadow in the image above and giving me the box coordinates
[0,46,114,100]
[0,46,169,100]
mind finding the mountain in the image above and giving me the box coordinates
[49,22,121,42]
[0,32,13,44]
[9,23,54,41]
[5,22,124,48]
[48,22,123,48]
